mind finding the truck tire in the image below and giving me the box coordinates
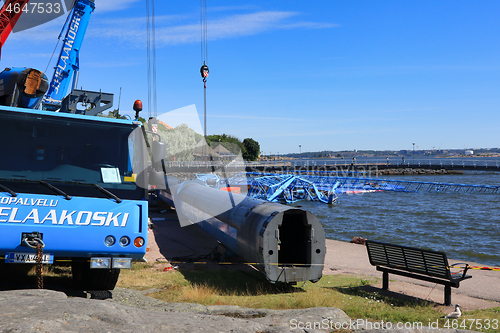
[71,261,120,290]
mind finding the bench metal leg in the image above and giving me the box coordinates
[444,285,451,306]
[382,271,389,290]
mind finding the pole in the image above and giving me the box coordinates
[413,143,415,164]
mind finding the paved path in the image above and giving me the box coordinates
[323,239,500,312]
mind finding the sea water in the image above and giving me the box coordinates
[291,171,500,267]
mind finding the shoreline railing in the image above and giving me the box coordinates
[162,158,500,170]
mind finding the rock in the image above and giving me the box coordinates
[350,237,367,245]
[0,288,483,332]
[0,288,351,333]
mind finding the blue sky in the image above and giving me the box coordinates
[3,1,500,155]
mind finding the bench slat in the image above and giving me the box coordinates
[366,240,451,280]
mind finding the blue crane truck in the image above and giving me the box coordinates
[0,103,150,290]
[0,0,157,290]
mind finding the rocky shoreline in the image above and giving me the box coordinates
[373,168,463,176]
[164,168,464,181]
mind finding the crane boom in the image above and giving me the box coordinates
[0,0,30,58]
[42,0,95,111]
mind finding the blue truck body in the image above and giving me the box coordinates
[0,193,147,259]
[0,105,149,288]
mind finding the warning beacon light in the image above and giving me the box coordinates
[133,99,143,119]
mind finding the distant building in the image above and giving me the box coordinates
[465,150,474,155]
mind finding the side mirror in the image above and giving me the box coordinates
[149,140,167,189]
[151,140,167,170]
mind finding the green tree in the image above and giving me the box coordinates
[206,134,245,156]
[242,138,260,161]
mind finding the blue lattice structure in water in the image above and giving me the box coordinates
[195,172,500,205]
[247,174,340,204]
[239,172,500,195]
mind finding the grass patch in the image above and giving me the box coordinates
[117,262,500,331]
[457,307,500,331]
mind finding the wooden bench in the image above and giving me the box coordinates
[365,240,471,305]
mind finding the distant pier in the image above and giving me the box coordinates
[161,158,500,175]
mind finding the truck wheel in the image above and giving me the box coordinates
[71,261,120,290]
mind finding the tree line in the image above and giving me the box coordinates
[101,110,261,161]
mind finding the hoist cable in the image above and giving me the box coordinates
[151,0,157,118]
[200,0,208,149]
[204,78,207,140]
[44,39,61,77]
[200,0,208,65]
[146,0,151,119]
[146,0,158,119]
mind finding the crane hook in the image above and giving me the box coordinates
[200,62,209,82]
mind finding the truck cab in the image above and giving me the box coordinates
[0,105,149,290]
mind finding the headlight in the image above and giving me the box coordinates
[112,258,132,269]
[90,257,111,269]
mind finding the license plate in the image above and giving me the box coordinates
[5,252,54,264]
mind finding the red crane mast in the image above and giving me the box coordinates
[0,0,30,58]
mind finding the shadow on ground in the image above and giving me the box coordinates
[0,262,113,300]
[327,284,435,308]
[178,267,306,296]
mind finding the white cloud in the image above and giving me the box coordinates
[90,11,337,47]
[4,8,337,55]
[209,5,262,13]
